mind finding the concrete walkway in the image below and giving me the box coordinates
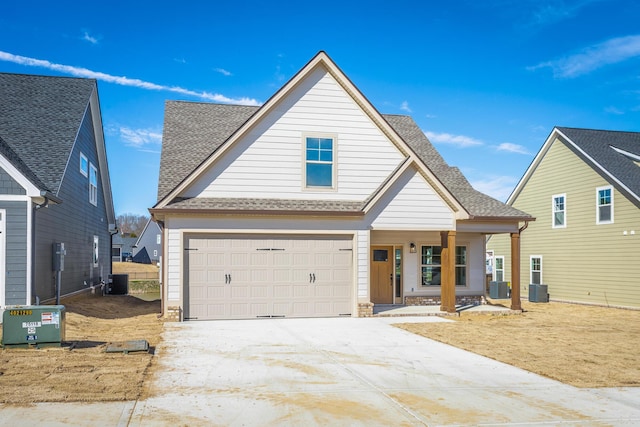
[2,315,639,426]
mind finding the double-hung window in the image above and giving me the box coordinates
[305,136,334,188]
[89,163,98,206]
[494,256,505,282]
[80,153,88,177]
[552,194,566,228]
[421,245,467,287]
[530,256,542,284]
[596,186,613,224]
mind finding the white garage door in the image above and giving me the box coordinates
[185,235,353,320]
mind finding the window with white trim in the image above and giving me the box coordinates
[530,256,542,284]
[89,163,98,206]
[494,256,505,282]
[93,235,99,267]
[552,194,566,228]
[304,136,334,188]
[596,186,613,224]
[80,153,88,177]
[420,245,467,287]
[156,234,161,245]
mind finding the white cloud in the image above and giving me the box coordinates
[528,35,640,78]
[117,127,162,148]
[470,175,519,202]
[400,101,411,113]
[82,31,98,44]
[496,142,531,155]
[425,113,437,119]
[0,50,261,106]
[424,131,483,148]
[173,58,187,64]
[215,68,232,76]
[605,106,624,115]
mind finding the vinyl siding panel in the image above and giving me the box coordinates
[2,201,28,305]
[370,168,454,230]
[0,167,26,195]
[184,67,405,201]
[33,104,112,302]
[487,138,640,308]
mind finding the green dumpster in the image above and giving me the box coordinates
[2,305,66,348]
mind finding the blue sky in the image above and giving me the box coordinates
[2,0,640,216]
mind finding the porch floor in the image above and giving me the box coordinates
[373,303,515,317]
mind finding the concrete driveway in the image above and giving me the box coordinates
[126,316,640,426]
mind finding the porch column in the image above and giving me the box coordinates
[440,230,456,313]
[510,232,522,311]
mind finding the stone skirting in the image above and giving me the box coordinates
[357,302,374,317]
[404,295,484,306]
[166,306,182,322]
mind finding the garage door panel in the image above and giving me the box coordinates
[186,235,353,320]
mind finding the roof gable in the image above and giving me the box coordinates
[0,73,96,195]
[509,127,640,206]
[155,52,530,221]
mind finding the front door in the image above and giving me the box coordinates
[371,246,393,304]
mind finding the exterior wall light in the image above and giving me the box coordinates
[409,242,416,253]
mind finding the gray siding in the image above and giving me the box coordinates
[134,221,161,263]
[0,167,26,195]
[33,104,112,302]
[1,200,28,305]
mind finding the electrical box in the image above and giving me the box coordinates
[2,305,66,348]
[53,242,65,271]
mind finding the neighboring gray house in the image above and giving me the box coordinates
[112,234,137,262]
[0,72,116,308]
[132,219,162,264]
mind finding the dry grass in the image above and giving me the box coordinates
[112,262,159,274]
[0,293,162,403]
[397,300,640,388]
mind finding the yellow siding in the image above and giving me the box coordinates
[487,137,640,308]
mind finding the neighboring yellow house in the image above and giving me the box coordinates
[488,127,640,309]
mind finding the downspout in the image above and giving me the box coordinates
[32,196,51,305]
[519,220,530,234]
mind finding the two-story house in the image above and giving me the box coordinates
[151,52,533,321]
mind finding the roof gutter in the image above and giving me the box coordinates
[149,207,365,218]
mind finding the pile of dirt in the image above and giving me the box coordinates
[397,300,640,388]
[0,293,162,403]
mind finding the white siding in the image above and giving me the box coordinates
[166,228,181,302]
[183,67,405,201]
[370,168,454,230]
[356,229,369,300]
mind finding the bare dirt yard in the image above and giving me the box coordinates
[397,300,640,388]
[0,290,162,403]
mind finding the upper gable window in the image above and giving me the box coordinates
[89,163,98,206]
[552,194,566,228]
[80,153,88,177]
[304,136,335,189]
[596,186,613,224]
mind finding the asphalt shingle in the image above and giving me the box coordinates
[0,73,96,194]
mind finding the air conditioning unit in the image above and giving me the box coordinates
[528,284,549,303]
[489,281,509,299]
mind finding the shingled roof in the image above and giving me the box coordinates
[158,101,531,220]
[0,73,96,195]
[556,127,640,202]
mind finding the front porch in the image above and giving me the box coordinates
[371,302,518,317]
[367,226,526,315]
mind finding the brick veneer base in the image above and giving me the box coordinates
[404,295,484,306]
[166,306,182,322]
[357,302,374,317]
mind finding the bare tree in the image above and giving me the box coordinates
[116,213,149,237]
